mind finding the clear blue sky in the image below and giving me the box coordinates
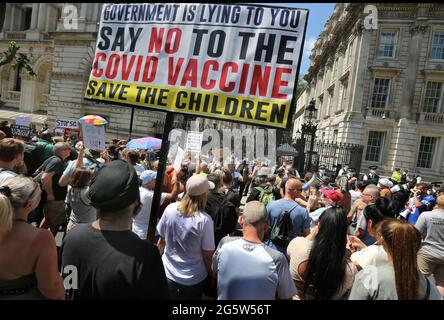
[260,3,336,77]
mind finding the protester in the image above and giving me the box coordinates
[399,183,436,225]
[221,168,241,209]
[38,142,71,236]
[349,181,365,204]
[378,178,393,199]
[287,207,357,300]
[132,170,179,240]
[0,176,65,299]
[265,178,310,254]
[0,138,25,185]
[348,198,395,270]
[308,189,341,228]
[415,194,444,297]
[36,131,54,160]
[156,174,215,300]
[349,219,441,300]
[126,150,145,177]
[206,172,238,247]
[213,201,297,300]
[61,160,169,299]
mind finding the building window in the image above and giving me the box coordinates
[431,32,444,60]
[365,131,385,162]
[332,129,338,143]
[416,136,437,169]
[371,78,390,108]
[423,81,443,113]
[14,68,21,92]
[20,8,32,31]
[378,31,397,58]
[342,80,348,105]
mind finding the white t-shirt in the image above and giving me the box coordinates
[156,202,215,286]
[213,237,297,300]
[349,190,362,204]
[132,187,166,240]
[350,244,388,269]
[0,168,17,186]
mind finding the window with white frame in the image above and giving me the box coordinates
[431,32,444,60]
[332,129,338,143]
[326,89,334,116]
[416,136,438,169]
[378,31,398,58]
[423,81,443,113]
[365,131,385,162]
[342,80,348,105]
[371,78,390,108]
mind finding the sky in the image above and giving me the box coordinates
[261,3,336,77]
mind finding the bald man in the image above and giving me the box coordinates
[265,178,310,255]
[212,201,297,300]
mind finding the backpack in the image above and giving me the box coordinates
[23,143,45,177]
[269,207,296,248]
[31,155,58,183]
[256,186,275,206]
[206,193,238,244]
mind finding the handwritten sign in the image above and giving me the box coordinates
[173,146,185,173]
[15,116,31,127]
[186,132,203,152]
[81,123,105,151]
[12,125,32,137]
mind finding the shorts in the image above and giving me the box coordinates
[43,200,68,229]
[417,248,444,284]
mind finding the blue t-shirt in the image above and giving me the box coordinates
[265,199,310,253]
[407,194,436,225]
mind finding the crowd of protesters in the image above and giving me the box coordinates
[0,122,443,300]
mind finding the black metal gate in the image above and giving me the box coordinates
[295,138,364,177]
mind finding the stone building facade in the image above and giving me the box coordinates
[294,3,444,181]
[0,3,249,141]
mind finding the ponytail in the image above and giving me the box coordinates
[379,219,422,299]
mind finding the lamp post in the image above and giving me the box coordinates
[301,99,318,173]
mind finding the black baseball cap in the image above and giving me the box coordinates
[88,160,140,212]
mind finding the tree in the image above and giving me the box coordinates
[0,41,36,76]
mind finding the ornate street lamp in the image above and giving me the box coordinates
[300,99,318,173]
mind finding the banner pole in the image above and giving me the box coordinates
[147,111,175,244]
[128,107,135,140]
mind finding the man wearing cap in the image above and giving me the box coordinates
[378,178,393,199]
[39,142,71,236]
[156,174,216,300]
[36,130,54,160]
[363,165,380,184]
[308,189,342,228]
[212,201,297,300]
[61,160,169,299]
[132,170,180,240]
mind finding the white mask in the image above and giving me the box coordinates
[370,170,376,174]
[319,169,325,175]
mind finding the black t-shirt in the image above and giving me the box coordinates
[41,155,67,200]
[61,223,170,300]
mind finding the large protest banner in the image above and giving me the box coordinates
[85,3,308,129]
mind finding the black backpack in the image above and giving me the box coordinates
[23,143,45,177]
[206,193,238,245]
[269,208,295,248]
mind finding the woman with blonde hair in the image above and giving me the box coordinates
[0,176,65,299]
[349,219,441,300]
[156,174,215,300]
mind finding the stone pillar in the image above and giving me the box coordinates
[19,78,39,113]
[30,3,39,29]
[3,4,12,32]
[399,23,429,119]
[37,3,47,31]
[10,5,15,31]
[386,118,418,171]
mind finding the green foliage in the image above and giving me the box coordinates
[0,41,35,76]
